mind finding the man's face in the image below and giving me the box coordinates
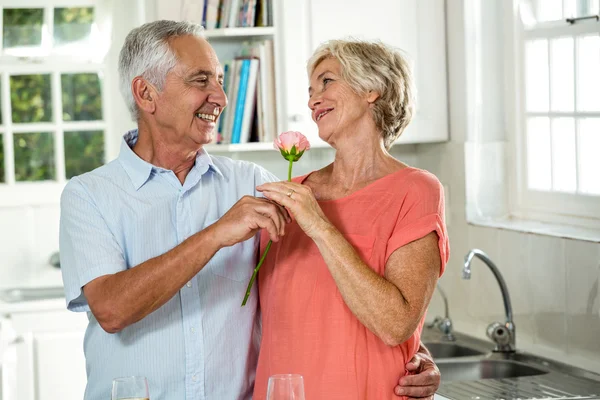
[153,35,227,148]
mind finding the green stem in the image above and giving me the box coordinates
[241,159,294,307]
[241,240,272,306]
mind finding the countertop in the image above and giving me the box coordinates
[423,327,600,400]
[0,269,67,314]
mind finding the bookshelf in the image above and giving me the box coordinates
[204,26,276,39]
[205,137,330,153]
[197,0,281,149]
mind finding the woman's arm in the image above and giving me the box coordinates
[257,181,441,346]
[312,226,440,346]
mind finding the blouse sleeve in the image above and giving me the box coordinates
[384,170,449,276]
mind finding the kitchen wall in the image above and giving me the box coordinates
[421,0,600,374]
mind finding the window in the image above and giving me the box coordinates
[514,0,600,223]
[0,0,111,205]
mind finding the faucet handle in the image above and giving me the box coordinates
[486,321,514,352]
[49,252,60,268]
[428,316,455,341]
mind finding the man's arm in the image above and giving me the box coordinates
[394,342,440,399]
[82,195,289,333]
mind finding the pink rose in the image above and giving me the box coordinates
[241,131,311,306]
[273,131,311,161]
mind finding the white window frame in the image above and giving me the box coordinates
[0,0,114,207]
[507,0,600,229]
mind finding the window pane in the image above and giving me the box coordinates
[61,73,103,121]
[551,118,577,192]
[564,0,600,18]
[578,118,600,195]
[10,74,52,123]
[0,135,4,183]
[64,130,104,178]
[14,132,55,181]
[550,38,574,112]
[534,0,563,22]
[2,8,44,48]
[577,35,600,112]
[526,40,549,112]
[527,117,552,191]
[53,7,94,45]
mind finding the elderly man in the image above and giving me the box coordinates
[60,20,440,400]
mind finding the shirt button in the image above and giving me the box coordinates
[191,327,196,333]
[186,282,192,288]
[192,375,197,382]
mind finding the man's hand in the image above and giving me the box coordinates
[211,196,290,247]
[394,346,440,399]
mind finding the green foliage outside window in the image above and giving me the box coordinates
[2,7,105,183]
[54,7,94,44]
[62,73,103,121]
[10,74,53,123]
[2,8,43,48]
[65,130,104,178]
[14,132,55,181]
[0,136,4,183]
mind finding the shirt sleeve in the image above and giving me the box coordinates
[59,177,126,312]
[384,171,449,276]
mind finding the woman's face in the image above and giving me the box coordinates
[308,57,374,144]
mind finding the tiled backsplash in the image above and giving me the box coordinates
[420,142,600,374]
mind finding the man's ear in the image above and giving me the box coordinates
[132,77,158,114]
[367,90,380,104]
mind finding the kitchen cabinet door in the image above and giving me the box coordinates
[280,0,449,145]
[4,309,87,400]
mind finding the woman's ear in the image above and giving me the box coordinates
[132,77,158,114]
[367,90,380,104]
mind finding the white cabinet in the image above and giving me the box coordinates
[278,0,449,146]
[1,309,88,400]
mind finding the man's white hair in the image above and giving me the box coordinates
[118,20,205,121]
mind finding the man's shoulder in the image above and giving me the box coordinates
[61,160,125,200]
[209,154,277,183]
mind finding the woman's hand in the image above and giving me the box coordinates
[256,181,330,239]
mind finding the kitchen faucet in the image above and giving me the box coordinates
[428,283,455,341]
[463,248,516,352]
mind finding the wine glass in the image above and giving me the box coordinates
[266,374,305,400]
[111,376,150,400]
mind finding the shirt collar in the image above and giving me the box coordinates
[118,129,223,190]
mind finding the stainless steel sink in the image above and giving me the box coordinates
[0,286,65,303]
[423,342,485,358]
[437,359,549,382]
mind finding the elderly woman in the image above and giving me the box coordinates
[254,39,449,399]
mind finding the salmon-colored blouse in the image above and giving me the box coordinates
[253,167,449,400]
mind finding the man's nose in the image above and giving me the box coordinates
[210,83,227,108]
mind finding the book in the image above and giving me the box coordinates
[231,59,251,143]
[239,58,259,143]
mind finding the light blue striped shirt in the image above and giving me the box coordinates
[59,130,277,400]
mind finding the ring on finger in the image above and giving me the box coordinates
[286,189,295,198]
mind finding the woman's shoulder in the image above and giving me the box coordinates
[390,167,443,195]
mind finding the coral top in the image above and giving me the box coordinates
[253,167,449,400]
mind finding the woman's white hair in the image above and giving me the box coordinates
[307,39,416,149]
[118,20,205,121]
